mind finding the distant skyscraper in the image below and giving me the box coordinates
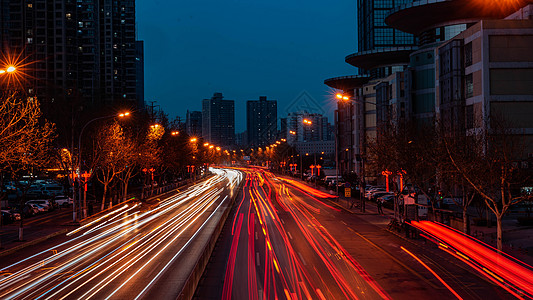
[286,112,331,146]
[202,92,235,146]
[279,118,287,140]
[246,96,277,147]
[186,110,202,137]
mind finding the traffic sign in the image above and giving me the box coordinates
[345,188,351,197]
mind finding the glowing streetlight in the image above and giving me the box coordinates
[0,65,16,74]
[204,142,209,147]
[77,111,131,220]
[171,131,179,136]
[303,119,312,125]
[190,137,197,142]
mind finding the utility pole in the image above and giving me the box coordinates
[147,100,160,124]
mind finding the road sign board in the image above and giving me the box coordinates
[345,188,351,197]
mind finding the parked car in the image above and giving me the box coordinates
[22,204,39,217]
[26,200,52,211]
[365,188,385,199]
[27,203,44,213]
[40,185,65,197]
[371,191,394,201]
[1,210,14,224]
[53,195,73,207]
[10,210,21,221]
[378,194,396,203]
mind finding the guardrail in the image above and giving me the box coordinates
[177,171,245,300]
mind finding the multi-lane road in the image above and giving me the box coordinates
[198,168,524,300]
[2,167,532,299]
[0,168,242,299]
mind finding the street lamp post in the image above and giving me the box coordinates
[335,93,377,212]
[77,112,130,219]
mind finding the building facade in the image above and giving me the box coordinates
[0,0,141,108]
[326,0,533,183]
[246,96,277,147]
[202,92,235,147]
[186,110,202,138]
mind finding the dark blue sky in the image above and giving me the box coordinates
[137,0,356,132]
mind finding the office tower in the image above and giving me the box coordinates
[202,92,235,147]
[246,96,277,147]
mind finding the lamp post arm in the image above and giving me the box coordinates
[78,114,119,170]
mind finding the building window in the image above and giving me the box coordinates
[464,42,472,67]
[465,73,473,98]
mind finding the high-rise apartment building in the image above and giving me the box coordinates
[246,96,277,147]
[135,40,145,108]
[186,110,202,138]
[0,0,141,110]
[286,112,332,145]
[202,92,235,147]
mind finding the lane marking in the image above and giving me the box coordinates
[255,232,258,240]
[287,232,293,240]
[256,252,260,267]
[297,252,307,266]
[341,221,347,226]
[347,227,439,289]
[281,218,285,225]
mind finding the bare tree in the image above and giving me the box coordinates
[0,93,56,240]
[94,122,127,210]
[368,121,445,220]
[445,118,531,251]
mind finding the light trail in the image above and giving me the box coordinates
[0,168,243,299]
[224,169,388,299]
[401,246,463,300]
[411,220,533,299]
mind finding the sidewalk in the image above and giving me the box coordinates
[290,177,533,267]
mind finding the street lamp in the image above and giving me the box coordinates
[335,92,377,212]
[77,111,130,220]
[0,65,16,74]
[171,131,179,136]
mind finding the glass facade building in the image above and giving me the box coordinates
[357,0,415,52]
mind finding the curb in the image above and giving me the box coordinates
[0,228,70,257]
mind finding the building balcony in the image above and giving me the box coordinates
[385,0,533,35]
[345,47,416,70]
[324,75,370,91]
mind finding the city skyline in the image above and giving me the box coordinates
[136,0,357,131]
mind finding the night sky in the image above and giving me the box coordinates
[136,0,356,132]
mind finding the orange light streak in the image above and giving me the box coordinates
[401,246,463,300]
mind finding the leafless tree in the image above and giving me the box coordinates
[94,122,128,210]
[444,117,531,251]
[0,93,56,240]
